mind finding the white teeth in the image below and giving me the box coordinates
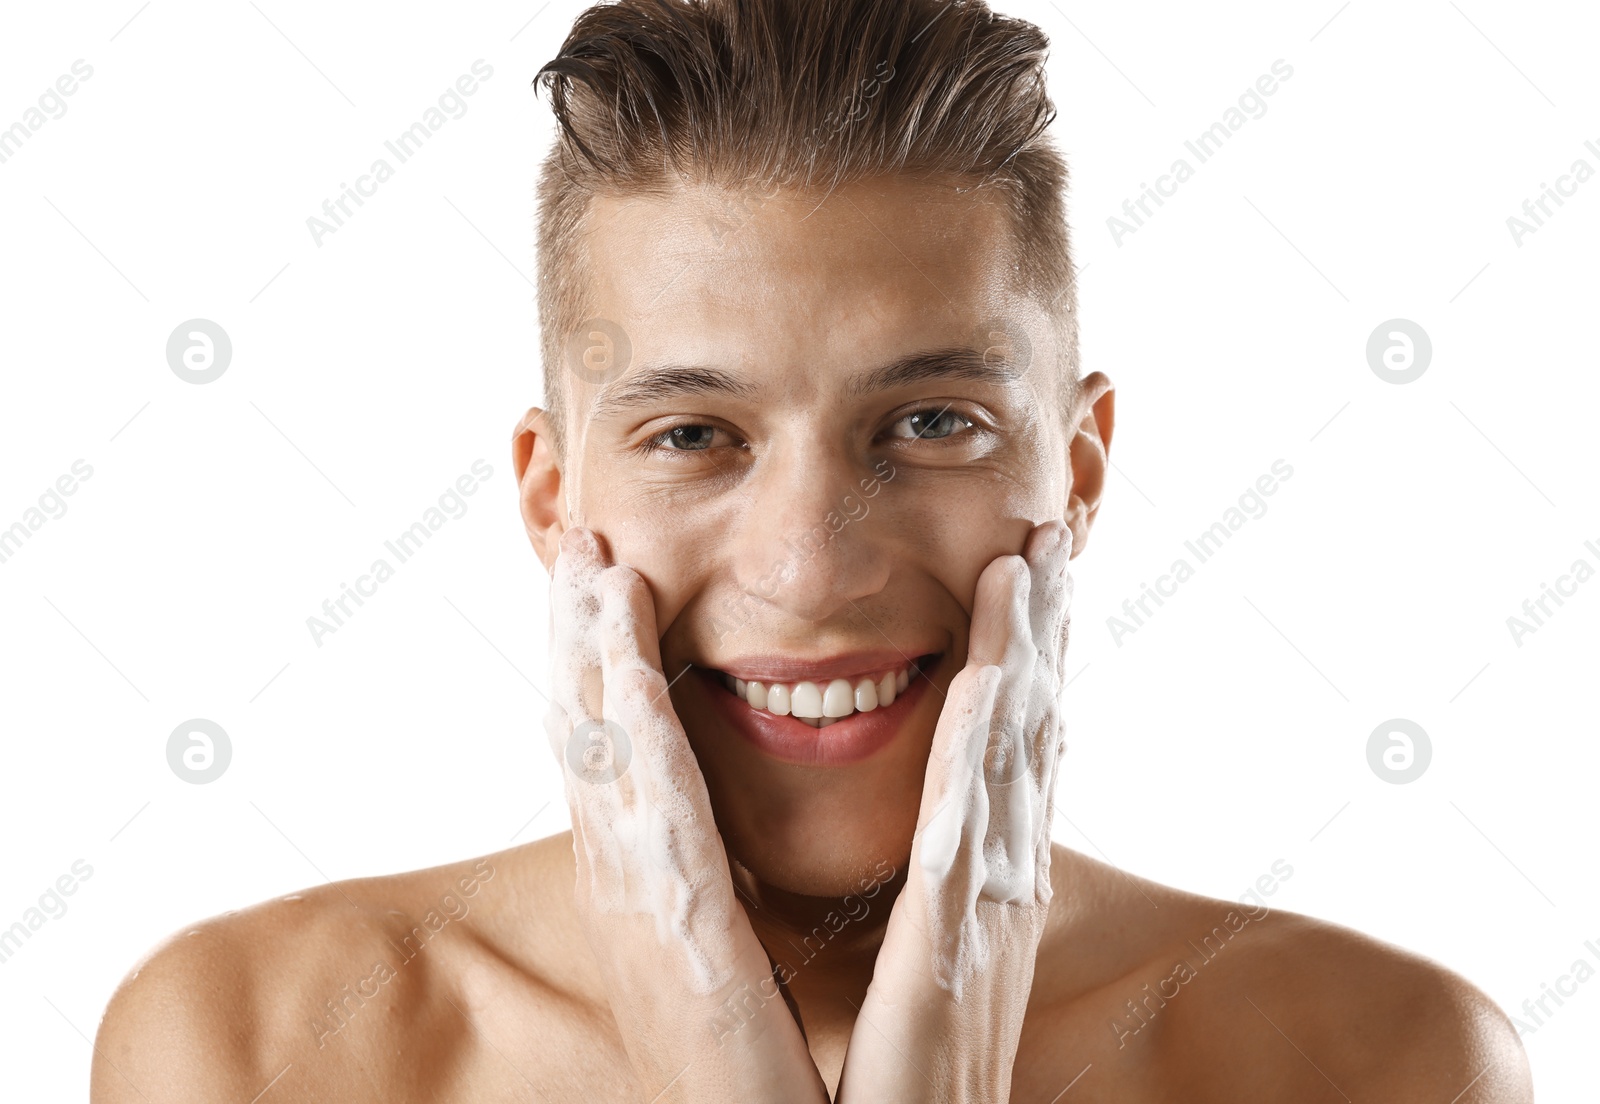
[822,679,854,718]
[717,658,927,724]
[791,682,824,718]
[767,683,791,715]
[854,678,878,713]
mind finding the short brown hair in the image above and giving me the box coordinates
[533,0,1079,457]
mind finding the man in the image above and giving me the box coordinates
[93,0,1532,1099]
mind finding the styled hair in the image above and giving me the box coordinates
[533,0,1079,457]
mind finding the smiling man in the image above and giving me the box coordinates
[92,0,1532,1101]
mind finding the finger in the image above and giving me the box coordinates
[597,561,665,673]
[971,536,1060,905]
[595,563,704,816]
[594,564,741,995]
[1024,519,1073,685]
[548,527,611,769]
[910,662,1001,993]
[1020,522,1072,879]
[971,553,1035,789]
[1017,520,1072,800]
[917,662,1003,857]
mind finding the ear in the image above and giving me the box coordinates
[1064,371,1114,559]
[511,407,567,572]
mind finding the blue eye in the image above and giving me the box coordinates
[892,407,973,441]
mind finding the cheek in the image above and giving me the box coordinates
[588,489,729,629]
[879,472,1044,615]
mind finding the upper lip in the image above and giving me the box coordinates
[700,650,939,684]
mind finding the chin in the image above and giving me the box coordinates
[724,810,917,897]
[691,743,928,897]
[671,652,951,898]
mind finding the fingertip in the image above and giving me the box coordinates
[597,562,644,610]
[982,551,1031,590]
[559,526,598,558]
[1026,519,1071,562]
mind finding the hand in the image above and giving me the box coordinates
[544,527,830,1104]
[835,519,1074,1103]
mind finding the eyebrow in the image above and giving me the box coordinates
[588,345,1022,420]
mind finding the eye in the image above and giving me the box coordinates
[889,406,974,441]
[645,423,731,453]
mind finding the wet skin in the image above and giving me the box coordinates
[92,177,1531,1102]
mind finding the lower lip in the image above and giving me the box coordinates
[698,660,936,767]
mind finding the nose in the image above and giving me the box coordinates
[730,447,892,624]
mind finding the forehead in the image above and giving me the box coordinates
[576,177,1027,395]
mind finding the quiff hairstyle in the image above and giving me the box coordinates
[533,0,1079,458]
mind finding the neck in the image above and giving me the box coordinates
[730,859,909,994]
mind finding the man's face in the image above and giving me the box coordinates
[527,176,1103,896]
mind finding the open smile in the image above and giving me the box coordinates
[696,653,942,765]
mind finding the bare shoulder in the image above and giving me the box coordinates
[91,836,585,1103]
[1031,845,1533,1103]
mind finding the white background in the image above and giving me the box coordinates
[1,0,1595,1098]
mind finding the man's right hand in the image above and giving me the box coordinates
[544,527,830,1103]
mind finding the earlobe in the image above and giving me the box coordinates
[511,407,566,572]
[1064,372,1114,559]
